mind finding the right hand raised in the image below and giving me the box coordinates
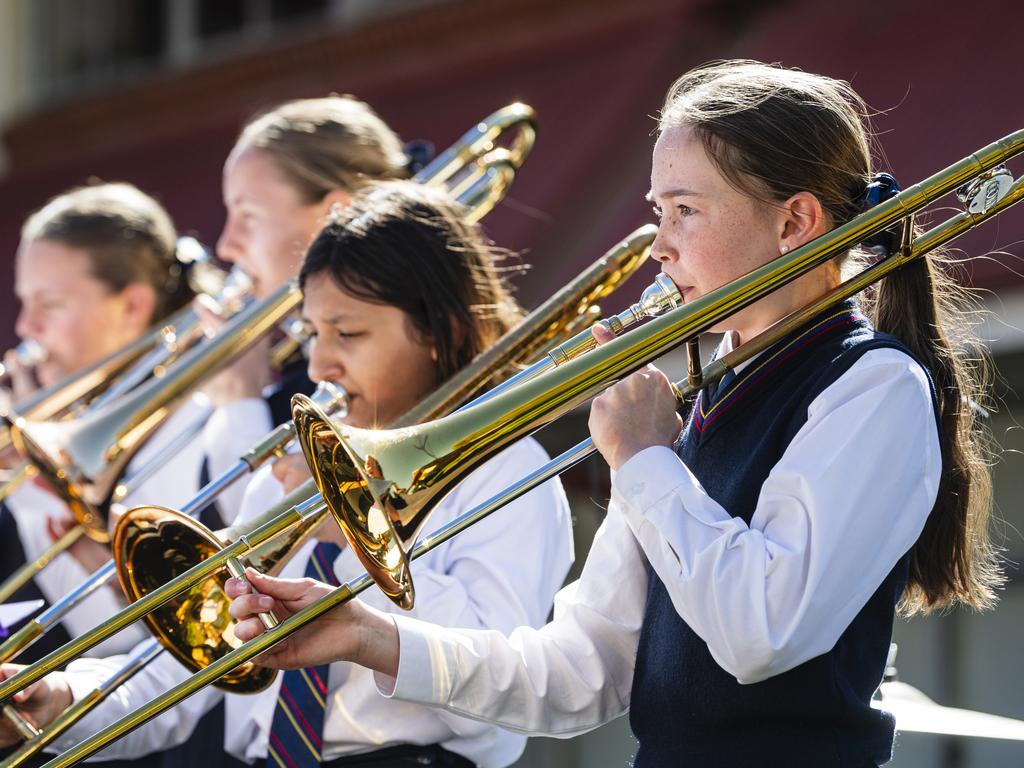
[1,348,40,404]
[0,665,72,746]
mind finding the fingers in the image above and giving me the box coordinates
[0,666,42,706]
[271,455,312,494]
[270,455,304,482]
[229,593,277,643]
[193,297,229,329]
[224,575,253,599]
[591,324,616,346]
[0,665,23,683]
[245,569,319,603]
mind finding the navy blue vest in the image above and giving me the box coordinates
[629,302,936,768]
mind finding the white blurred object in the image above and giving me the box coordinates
[0,339,46,384]
[873,643,1024,741]
[874,681,1024,740]
[0,598,44,629]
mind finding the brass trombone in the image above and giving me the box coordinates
[0,225,660,765]
[0,98,541,664]
[18,130,1024,768]
[0,103,538,608]
[0,100,541,761]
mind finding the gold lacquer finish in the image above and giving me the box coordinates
[8,280,302,544]
[112,507,276,692]
[23,130,1024,768]
[415,103,537,190]
[295,129,1024,610]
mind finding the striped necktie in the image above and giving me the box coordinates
[266,542,342,768]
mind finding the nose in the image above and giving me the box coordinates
[650,222,677,265]
[216,216,243,265]
[15,303,39,342]
[306,338,344,388]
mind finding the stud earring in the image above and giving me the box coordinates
[780,244,790,254]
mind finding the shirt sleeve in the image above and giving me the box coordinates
[612,347,942,684]
[200,398,274,524]
[51,644,223,759]
[379,503,647,738]
[345,439,574,634]
[344,438,574,744]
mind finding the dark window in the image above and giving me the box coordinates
[198,0,246,39]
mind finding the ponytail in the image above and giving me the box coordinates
[866,254,1001,614]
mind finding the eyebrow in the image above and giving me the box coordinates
[298,310,356,324]
[646,188,704,201]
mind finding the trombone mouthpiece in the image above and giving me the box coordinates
[602,273,683,335]
[310,381,350,420]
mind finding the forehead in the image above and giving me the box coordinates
[650,126,721,189]
[223,147,297,201]
[301,273,386,319]
[16,239,92,276]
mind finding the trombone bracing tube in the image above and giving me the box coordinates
[5,130,1021,702]
[32,131,1024,767]
[0,102,543,718]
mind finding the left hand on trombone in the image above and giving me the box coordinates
[226,568,398,676]
[588,324,682,471]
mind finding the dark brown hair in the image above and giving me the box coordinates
[660,60,1001,614]
[233,95,409,203]
[20,182,192,321]
[299,181,523,387]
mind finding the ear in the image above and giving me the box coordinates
[118,282,158,333]
[321,188,352,218]
[776,191,828,252]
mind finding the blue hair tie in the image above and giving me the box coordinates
[863,172,901,209]
[861,172,902,255]
[403,139,435,175]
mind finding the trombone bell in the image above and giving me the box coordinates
[112,506,276,693]
[291,389,519,610]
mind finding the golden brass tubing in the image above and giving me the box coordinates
[34,153,1024,768]
[293,130,1024,607]
[0,487,325,705]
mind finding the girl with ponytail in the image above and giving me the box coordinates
[227,61,1003,767]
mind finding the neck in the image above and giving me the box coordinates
[727,265,840,346]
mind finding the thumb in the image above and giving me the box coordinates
[591,324,616,346]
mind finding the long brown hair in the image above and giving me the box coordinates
[299,180,523,386]
[660,59,1001,614]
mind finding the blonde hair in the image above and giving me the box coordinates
[233,96,409,202]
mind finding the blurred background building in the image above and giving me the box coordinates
[0,0,1022,765]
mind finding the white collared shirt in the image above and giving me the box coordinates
[377,347,942,736]
[7,394,214,657]
[199,397,275,526]
[58,436,574,767]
